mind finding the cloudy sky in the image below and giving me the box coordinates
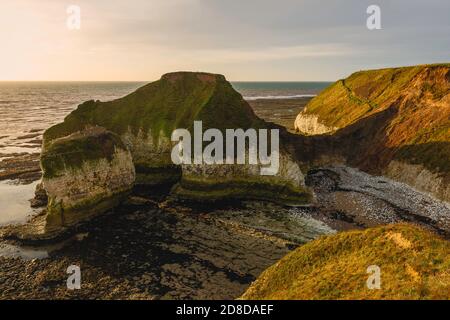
[1,0,449,81]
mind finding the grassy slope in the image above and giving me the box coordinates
[44,72,262,145]
[300,63,450,175]
[42,72,264,174]
[241,224,450,300]
[44,73,216,143]
[304,63,449,129]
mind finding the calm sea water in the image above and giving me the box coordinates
[232,81,331,100]
[0,82,146,155]
[0,81,331,156]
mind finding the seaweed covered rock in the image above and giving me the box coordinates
[41,127,135,235]
[43,72,310,205]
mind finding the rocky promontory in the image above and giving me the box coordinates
[17,72,310,238]
[41,127,135,236]
[293,64,450,202]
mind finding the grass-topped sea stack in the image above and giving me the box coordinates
[33,72,310,237]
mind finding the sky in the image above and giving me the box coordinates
[0,0,449,81]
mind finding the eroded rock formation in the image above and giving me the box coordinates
[41,127,135,235]
[293,63,450,202]
[33,72,310,237]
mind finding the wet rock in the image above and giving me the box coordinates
[0,199,334,299]
[0,152,41,183]
[30,182,47,208]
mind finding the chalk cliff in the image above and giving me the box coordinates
[41,127,135,235]
[34,72,311,236]
[293,64,450,202]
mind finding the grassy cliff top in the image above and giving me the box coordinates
[43,72,263,146]
[241,224,450,300]
[297,63,450,176]
[303,63,450,129]
[41,127,127,179]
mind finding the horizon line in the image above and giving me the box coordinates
[0,79,335,83]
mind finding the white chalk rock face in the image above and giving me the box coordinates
[385,160,450,203]
[173,150,309,205]
[41,127,135,235]
[294,112,337,135]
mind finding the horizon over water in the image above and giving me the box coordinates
[0,81,332,155]
[232,81,331,100]
[0,80,331,227]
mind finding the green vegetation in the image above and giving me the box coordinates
[44,72,261,145]
[41,72,310,205]
[241,224,450,300]
[395,124,450,175]
[42,72,265,184]
[173,176,311,205]
[297,63,450,182]
[134,164,182,186]
[41,128,126,179]
[303,63,449,129]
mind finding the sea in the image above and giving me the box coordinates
[0,81,330,228]
[0,81,331,156]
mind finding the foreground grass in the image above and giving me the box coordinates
[241,224,449,300]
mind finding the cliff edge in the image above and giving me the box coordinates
[294,64,450,202]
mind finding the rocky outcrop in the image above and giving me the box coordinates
[292,63,450,202]
[40,72,310,205]
[30,182,47,208]
[174,151,309,204]
[29,72,311,238]
[120,127,179,186]
[40,127,135,236]
[294,113,336,135]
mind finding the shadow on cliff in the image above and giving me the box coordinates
[394,141,450,176]
[283,98,449,180]
[279,100,398,171]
